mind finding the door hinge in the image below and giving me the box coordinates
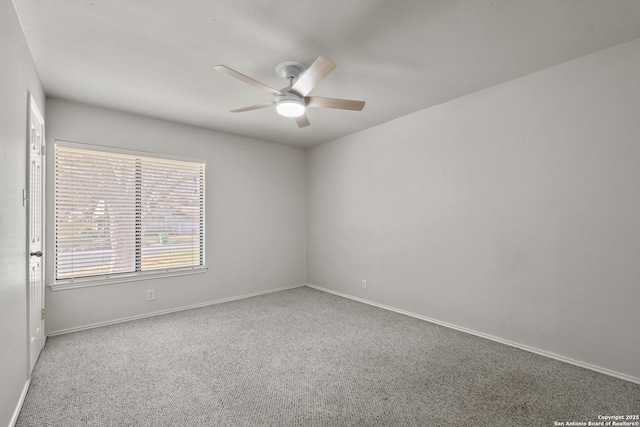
[41,308,45,320]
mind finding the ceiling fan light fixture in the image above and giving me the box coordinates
[276,98,305,117]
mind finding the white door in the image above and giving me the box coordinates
[28,95,45,373]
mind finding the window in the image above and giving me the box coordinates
[54,141,205,288]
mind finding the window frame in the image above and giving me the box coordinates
[50,140,207,291]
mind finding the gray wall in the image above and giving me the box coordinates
[44,98,307,333]
[307,38,640,380]
[0,0,46,425]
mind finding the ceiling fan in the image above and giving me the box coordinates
[214,56,365,128]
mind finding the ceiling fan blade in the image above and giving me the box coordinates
[295,114,310,128]
[305,96,365,111]
[230,101,275,113]
[290,56,336,97]
[215,65,282,96]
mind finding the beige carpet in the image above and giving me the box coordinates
[17,287,640,426]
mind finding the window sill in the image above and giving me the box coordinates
[49,267,208,291]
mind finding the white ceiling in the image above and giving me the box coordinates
[12,0,640,148]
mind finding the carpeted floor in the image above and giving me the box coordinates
[17,287,640,426]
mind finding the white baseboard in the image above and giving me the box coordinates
[306,283,640,385]
[9,378,31,427]
[47,284,306,337]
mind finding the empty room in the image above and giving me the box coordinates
[2,0,640,426]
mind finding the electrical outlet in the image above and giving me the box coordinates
[361,279,367,289]
[147,289,155,301]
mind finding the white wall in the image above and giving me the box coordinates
[44,98,307,333]
[0,0,46,424]
[308,38,640,381]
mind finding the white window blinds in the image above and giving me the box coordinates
[55,143,205,283]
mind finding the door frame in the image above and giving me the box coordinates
[27,92,45,374]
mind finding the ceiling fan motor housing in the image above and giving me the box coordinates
[276,92,306,117]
